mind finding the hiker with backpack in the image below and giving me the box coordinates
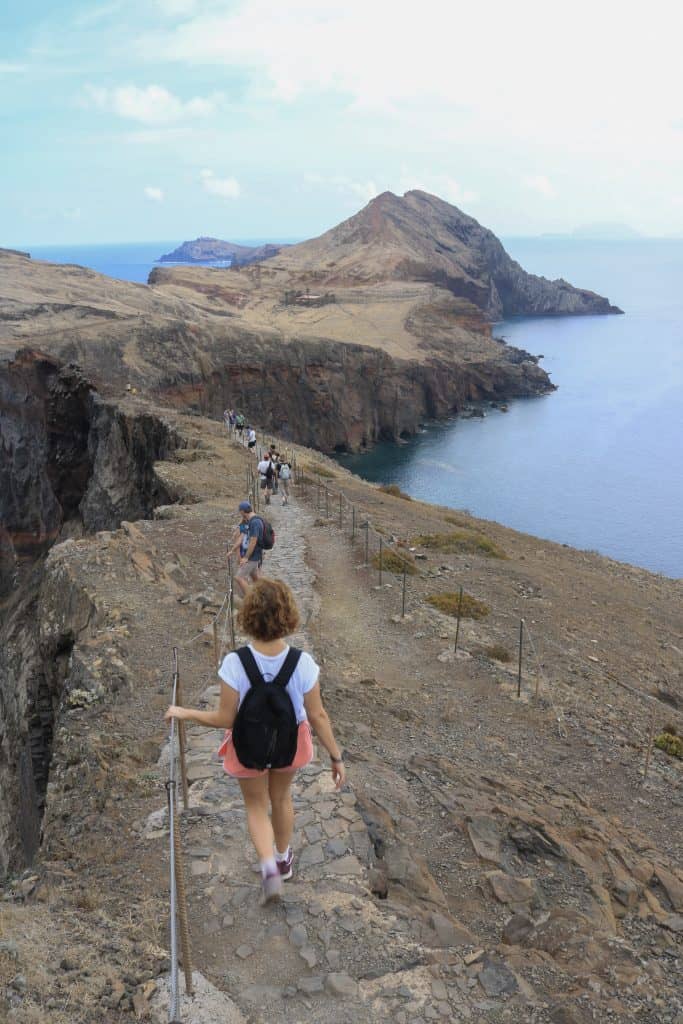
[234,500,266,597]
[278,460,291,506]
[236,413,245,439]
[165,577,345,904]
[257,453,275,506]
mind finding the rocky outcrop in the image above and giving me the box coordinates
[0,349,179,594]
[279,190,623,318]
[159,237,285,265]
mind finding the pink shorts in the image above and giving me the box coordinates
[217,721,314,778]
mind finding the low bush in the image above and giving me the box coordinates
[426,591,490,619]
[413,531,506,559]
[379,483,412,500]
[372,550,418,575]
[654,732,682,759]
[308,464,336,478]
[483,644,512,663]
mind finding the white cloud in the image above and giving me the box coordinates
[83,83,218,124]
[144,186,164,201]
[200,169,241,199]
[523,175,557,199]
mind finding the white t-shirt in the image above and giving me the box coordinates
[257,459,271,478]
[218,645,319,724]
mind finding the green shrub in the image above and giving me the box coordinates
[372,550,418,575]
[654,733,683,759]
[379,483,412,500]
[413,531,506,559]
[426,591,490,619]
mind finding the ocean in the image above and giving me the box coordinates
[337,239,683,578]
[23,237,683,578]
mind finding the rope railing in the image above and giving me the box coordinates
[166,647,193,1023]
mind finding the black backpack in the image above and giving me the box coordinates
[232,647,301,769]
[253,515,275,551]
[265,461,275,480]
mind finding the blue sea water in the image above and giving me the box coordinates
[337,239,683,578]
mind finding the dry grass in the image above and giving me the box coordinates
[413,531,506,559]
[483,643,512,663]
[426,591,490,619]
[308,463,336,478]
[372,550,418,575]
[379,483,412,500]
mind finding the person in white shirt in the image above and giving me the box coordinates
[165,578,345,904]
[257,454,274,505]
[247,427,256,449]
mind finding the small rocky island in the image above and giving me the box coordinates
[158,236,285,265]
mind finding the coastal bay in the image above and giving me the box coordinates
[336,238,683,577]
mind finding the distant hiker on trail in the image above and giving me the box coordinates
[271,453,280,496]
[247,426,257,450]
[165,578,345,904]
[257,453,274,505]
[235,500,264,597]
[278,460,291,506]
[236,413,245,438]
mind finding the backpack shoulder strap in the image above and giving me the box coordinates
[273,647,302,689]
[235,646,265,689]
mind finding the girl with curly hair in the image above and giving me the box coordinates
[165,578,345,903]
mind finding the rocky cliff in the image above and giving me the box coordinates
[0,349,183,872]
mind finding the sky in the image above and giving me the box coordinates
[2,0,683,245]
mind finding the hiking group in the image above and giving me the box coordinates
[166,427,345,905]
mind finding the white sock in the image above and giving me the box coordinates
[275,846,291,863]
[260,856,277,878]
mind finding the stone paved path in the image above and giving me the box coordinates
[148,480,497,1024]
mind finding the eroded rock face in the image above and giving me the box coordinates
[0,350,177,594]
[166,337,551,452]
[0,350,181,873]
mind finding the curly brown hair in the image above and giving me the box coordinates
[237,577,300,641]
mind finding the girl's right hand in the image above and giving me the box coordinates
[331,760,346,789]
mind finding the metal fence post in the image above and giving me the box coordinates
[378,537,383,586]
[339,493,343,529]
[352,505,356,540]
[325,488,329,519]
[364,521,369,566]
[517,619,524,697]
[454,586,463,654]
[402,566,407,617]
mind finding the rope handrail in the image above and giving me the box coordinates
[167,648,180,1022]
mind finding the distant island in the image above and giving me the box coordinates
[158,236,287,266]
[541,223,642,241]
